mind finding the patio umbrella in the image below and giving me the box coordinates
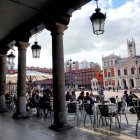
[6,73,17,83]
[6,70,52,83]
[26,70,52,82]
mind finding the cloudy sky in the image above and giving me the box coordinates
[12,0,140,69]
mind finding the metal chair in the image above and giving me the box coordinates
[117,101,128,126]
[67,101,79,125]
[98,104,120,131]
[134,106,140,136]
[83,103,96,129]
[110,97,116,104]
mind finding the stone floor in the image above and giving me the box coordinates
[0,108,139,140]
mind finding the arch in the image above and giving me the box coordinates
[129,78,134,88]
[121,79,127,89]
[131,67,135,74]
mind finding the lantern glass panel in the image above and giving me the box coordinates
[92,19,105,35]
[37,49,41,58]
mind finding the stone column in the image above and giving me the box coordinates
[0,53,8,112]
[49,23,70,130]
[13,41,30,119]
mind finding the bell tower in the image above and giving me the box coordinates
[127,38,136,58]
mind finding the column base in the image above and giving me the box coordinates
[49,123,73,131]
[13,112,30,119]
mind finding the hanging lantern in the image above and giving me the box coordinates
[31,27,41,58]
[7,52,15,64]
[31,41,41,58]
[90,0,106,35]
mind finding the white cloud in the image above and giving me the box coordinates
[13,0,140,69]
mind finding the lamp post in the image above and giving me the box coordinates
[74,76,78,90]
[90,0,106,35]
[67,59,75,89]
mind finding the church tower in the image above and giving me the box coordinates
[127,38,136,58]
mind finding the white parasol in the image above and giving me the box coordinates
[6,70,52,83]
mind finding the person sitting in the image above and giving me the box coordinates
[122,89,131,106]
[71,91,76,101]
[77,91,85,102]
[37,89,51,117]
[90,92,96,102]
[66,91,72,101]
[84,92,95,106]
[129,91,139,106]
[26,89,40,111]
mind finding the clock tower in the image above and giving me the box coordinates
[127,38,136,58]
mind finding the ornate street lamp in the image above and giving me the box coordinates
[7,52,15,64]
[31,28,41,58]
[90,0,106,35]
[67,59,75,88]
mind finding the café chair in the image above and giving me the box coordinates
[67,102,79,125]
[117,101,128,126]
[134,106,140,136]
[83,103,96,129]
[98,104,120,131]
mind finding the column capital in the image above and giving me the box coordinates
[50,22,68,36]
[16,41,30,49]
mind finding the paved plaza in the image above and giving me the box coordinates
[0,110,139,140]
[0,89,140,140]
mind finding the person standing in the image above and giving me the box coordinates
[122,89,130,106]
[98,88,105,103]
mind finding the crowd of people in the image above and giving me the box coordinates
[122,89,140,106]
[5,87,53,117]
[65,88,105,106]
[26,88,53,117]
[5,86,140,117]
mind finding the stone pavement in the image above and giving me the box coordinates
[0,109,139,140]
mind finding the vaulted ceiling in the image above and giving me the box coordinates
[0,0,91,49]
